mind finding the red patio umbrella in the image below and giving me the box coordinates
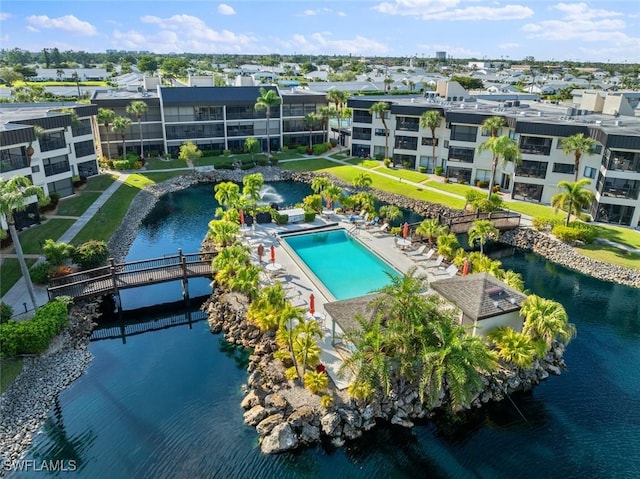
[402,222,409,239]
[257,244,265,262]
[325,196,331,210]
[270,245,276,264]
[309,293,315,315]
[462,259,470,276]
[239,209,245,226]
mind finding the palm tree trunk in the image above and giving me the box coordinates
[382,118,389,159]
[105,125,112,161]
[265,111,271,157]
[431,129,436,172]
[566,199,573,226]
[138,118,144,159]
[8,220,38,310]
[487,156,498,200]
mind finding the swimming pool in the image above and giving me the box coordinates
[281,228,399,300]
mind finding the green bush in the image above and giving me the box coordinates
[0,302,13,323]
[304,211,316,222]
[552,225,581,243]
[112,159,136,170]
[274,214,289,225]
[312,143,329,155]
[434,166,444,176]
[476,180,489,188]
[0,299,69,357]
[42,239,75,266]
[73,240,109,270]
[418,166,427,173]
[296,145,307,154]
[270,157,279,166]
[552,223,597,244]
[257,157,269,166]
[532,216,560,232]
[223,149,231,156]
[29,261,52,284]
[567,221,597,244]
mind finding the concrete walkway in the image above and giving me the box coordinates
[1,174,128,318]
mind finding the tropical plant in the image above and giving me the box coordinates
[126,100,148,159]
[254,87,282,157]
[467,220,499,255]
[311,176,331,195]
[420,110,442,170]
[499,270,525,292]
[327,89,348,142]
[378,205,402,224]
[323,184,343,209]
[228,265,261,300]
[72,240,108,270]
[242,173,264,203]
[318,106,334,143]
[477,133,522,200]
[247,283,289,331]
[352,172,372,190]
[487,326,537,368]
[213,181,241,210]
[111,116,132,159]
[293,318,323,375]
[42,239,75,266]
[369,101,390,159]
[207,219,240,248]
[436,233,460,259]
[551,179,595,226]
[244,137,260,163]
[304,370,328,394]
[415,218,448,246]
[178,141,202,168]
[560,133,596,182]
[303,113,320,148]
[520,295,576,348]
[0,176,45,310]
[97,108,116,160]
[303,194,323,213]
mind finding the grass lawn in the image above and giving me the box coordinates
[424,180,479,196]
[84,174,117,191]
[0,258,37,296]
[377,167,431,183]
[0,358,23,393]
[13,219,76,254]
[281,158,341,172]
[576,244,640,269]
[593,224,640,250]
[56,192,101,217]
[274,150,307,160]
[345,158,381,169]
[145,157,189,170]
[502,201,565,220]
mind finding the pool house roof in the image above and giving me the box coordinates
[324,293,384,333]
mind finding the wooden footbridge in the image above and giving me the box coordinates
[47,249,216,306]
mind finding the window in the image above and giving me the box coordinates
[42,154,70,177]
[448,146,475,163]
[396,116,419,132]
[393,154,416,168]
[450,125,477,142]
[552,163,575,174]
[227,124,255,137]
[421,137,439,146]
[31,165,40,173]
[374,128,388,136]
[519,135,552,156]
[513,182,543,202]
[352,127,371,141]
[0,146,29,173]
[516,160,547,179]
[475,169,491,182]
[46,177,73,198]
[71,119,92,137]
[74,140,95,158]
[352,144,371,158]
[373,145,386,159]
[353,110,373,124]
[446,166,472,183]
[584,166,597,179]
[39,131,67,152]
[394,135,418,150]
[194,106,223,121]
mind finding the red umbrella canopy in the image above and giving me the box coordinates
[462,259,470,276]
[257,244,265,259]
[325,196,331,209]
[239,209,245,225]
[309,293,315,315]
[270,245,276,264]
[402,222,409,238]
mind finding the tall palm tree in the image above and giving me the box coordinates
[467,219,499,255]
[126,100,148,159]
[420,110,442,172]
[318,106,333,143]
[352,172,373,190]
[97,108,116,160]
[560,133,596,181]
[378,205,402,225]
[0,176,45,310]
[111,116,132,159]
[520,295,576,348]
[242,173,264,203]
[369,101,390,159]
[551,179,595,226]
[477,135,522,199]
[213,181,241,209]
[293,318,322,376]
[326,89,348,143]
[303,112,320,148]
[415,218,448,246]
[254,87,282,157]
[477,116,507,196]
[311,176,331,195]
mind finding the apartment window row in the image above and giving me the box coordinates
[353,110,373,124]
[448,146,475,163]
[446,166,472,184]
[513,182,543,202]
[39,131,67,152]
[71,119,92,137]
[74,140,95,158]
[517,160,548,179]
[1,146,29,173]
[352,144,371,158]
[227,105,280,120]
[552,163,575,175]
[519,135,552,156]
[395,135,418,151]
[282,104,318,117]
[396,116,419,132]
[604,149,640,173]
[194,106,224,121]
[352,127,372,141]
[597,174,639,200]
[43,154,70,177]
[393,153,416,168]
[227,124,255,137]
[166,124,225,140]
[374,128,388,136]
[449,124,477,142]
[421,137,439,146]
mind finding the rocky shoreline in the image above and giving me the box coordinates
[203,287,568,454]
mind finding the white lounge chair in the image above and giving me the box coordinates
[370,223,390,235]
[406,245,427,256]
[411,249,436,262]
[421,254,444,268]
[428,264,459,280]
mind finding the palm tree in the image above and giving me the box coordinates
[318,106,333,143]
[0,176,45,310]
[436,232,460,259]
[487,326,536,369]
[242,173,264,203]
[293,318,322,376]
[207,219,240,248]
[97,108,116,160]
[560,133,596,181]
[126,100,148,159]
[467,219,499,255]
[213,181,240,210]
[369,101,390,159]
[520,295,576,348]
[415,218,448,246]
[551,179,595,226]
[244,137,260,164]
[326,89,348,143]
[352,172,372,190]
[178,141,202,168]
[228,265,261,301]
[254,87,282,157]
[378,205,402,225]
[477,135,522,199]
[303,113,320,148]
[311,176,331,195]
[420,110,442,172]
[111,116,132,159]
[499,270,525,292]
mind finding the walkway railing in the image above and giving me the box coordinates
[439,210,521,234]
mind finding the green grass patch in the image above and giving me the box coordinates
[281,158,338,172]
[13,219,76,254]
[274,150,306,160]
[56,192,101,217]
[592,224,640,250]
[424,180,479,196]
[502,201,565,220]
[0,358,23,393]
[345,158,381,169]
[140,171,188,183]
[145,157,189,170]
[378,168,431,183]
[84,174,117,191]
[575,244,640,270]
[0,258,37,296]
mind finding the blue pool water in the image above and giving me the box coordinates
[282,229,398,300]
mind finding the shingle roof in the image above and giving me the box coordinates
[430,272,526,320]
[324,293,384,333]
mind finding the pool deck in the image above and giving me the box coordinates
[240,214,429,390]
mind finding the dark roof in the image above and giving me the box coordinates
[159,86,278,106]
[324,293,384,333]
[430,272,526,320]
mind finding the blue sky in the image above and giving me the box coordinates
[1,1,639,62]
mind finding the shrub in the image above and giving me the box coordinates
[0,302,13,323]
[296,145,307,154]
[274,214,289,225]
[320,394,334,408]
[42,239,75,266]
[29,261,52,284]
[72,240,109,270]
[329,138,338,147]
[418,166,427,173]
[383,158,392,168]
[476,180,489,188]
[282,146,288,152]
[532,216,560,232]
[0,299,69,357]
[493,185,501,193]
[304,370,329,393]
[270,157,279,166]
[112,159,135,170]
[567,221,597,244]
[257,157,269,167]
[312,143,328,155]
[49,265,74,278]
[223,149,231,156]
[552,225,581,243]
[304,211,316,222]
[434,166,444,176]
[39,193,59,213]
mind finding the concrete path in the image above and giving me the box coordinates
[1,174,128,318]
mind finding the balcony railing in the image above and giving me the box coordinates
[44,161,70,177]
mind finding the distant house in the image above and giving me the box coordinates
[430,273,527,338]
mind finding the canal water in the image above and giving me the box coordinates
[12,182,640,478]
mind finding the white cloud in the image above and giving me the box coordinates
[26,26,40,33]
[338,11,347,17]
[217,4,236,16]
[416,43,480,58]
[277,32,389,55]
[374,0,460,16]
[26,15,97,36]
[140,14,255,46]
[499,42,520,50]
[302,9,318,16]
[0,12,12,21]
[298,7,333,17]
[373,1,532,21]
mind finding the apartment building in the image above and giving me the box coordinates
[0,103,99,229]
[91,86,328,158]
[348,95,640,228]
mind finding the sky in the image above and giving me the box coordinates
[1,1,639,63]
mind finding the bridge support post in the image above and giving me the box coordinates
[109,258,123,319]
[179,249,190,308]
